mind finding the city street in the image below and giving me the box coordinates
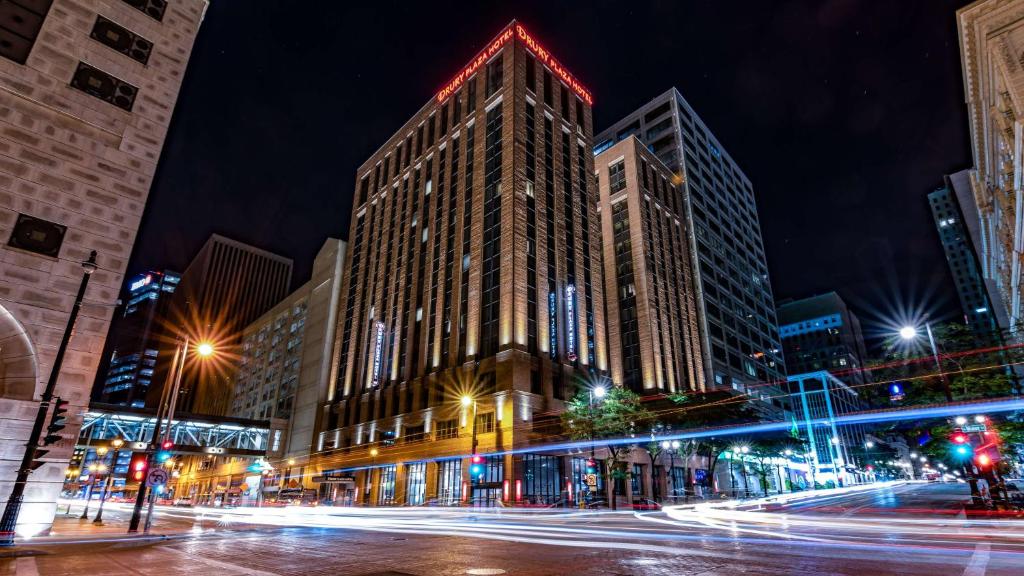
[3,483,1020,575]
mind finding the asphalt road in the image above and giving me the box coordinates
[3,482,1020,575]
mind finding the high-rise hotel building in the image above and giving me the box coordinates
[595,137,705,395]
[596,89,787,409]
[316,22,607,506]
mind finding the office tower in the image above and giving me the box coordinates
[785,371,867,488]
[596,89,786,400]
[318,21,606,507]
[0,0,207,537]
[99,269,180,406]
[594,136,705,395]
[777,292,869,387]
[231,239,345,464]
[153,233,293,415]
[928,170,1007,341]
[958,0,1024,328]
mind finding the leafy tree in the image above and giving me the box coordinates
[561,386,653,510]
[747,436,790,496]
[663,391,757,494]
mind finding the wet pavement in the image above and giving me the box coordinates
[2,483,1020,575]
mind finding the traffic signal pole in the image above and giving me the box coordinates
[0,251,97,546]
[127,341,181,532]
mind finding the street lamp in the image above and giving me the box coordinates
[865,441,874,449]
[0,251,98,545]
[955,416,967,426]
[462,395,478,456]
[662,440,682,500]
[899,322,952,402]
[131,337,218,534]
[93,438,123,524]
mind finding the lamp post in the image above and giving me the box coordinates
[366,448,379,504]
[93,438,123,524]
[461,395,479,456]
[0,251,97,545]
[661,440,680,500]
[80,460,106,519]
[588,385,606,459]
[899,322,952,402]
[130,338,215,533]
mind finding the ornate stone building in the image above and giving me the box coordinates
[0,0,207,536]
[958,0,1024,329]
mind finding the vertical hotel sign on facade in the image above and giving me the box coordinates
[371,321,385,387]
[565,285,578,362]
[436,21,593,107]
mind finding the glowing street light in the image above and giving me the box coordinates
[592,385,607,399]
[955,416,967,426]
[196,342,215,357]
[974,415,986,424]
[896,322,951,402]
[865,441,875,449]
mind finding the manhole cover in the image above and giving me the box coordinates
[466,570,507,575]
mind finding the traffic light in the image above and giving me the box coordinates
[156,440,173,463]
[129,452,148,482]
[469,454,484,478]
[43,397,69,445]
[585,459,597,475]
[950,432,968,445]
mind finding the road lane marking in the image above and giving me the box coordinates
[962,543,990,576]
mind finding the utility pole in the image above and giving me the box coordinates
[0,251,97,546]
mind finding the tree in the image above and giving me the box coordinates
[663,391,757,495]
[747,437,789,496]
[561,386,653,510]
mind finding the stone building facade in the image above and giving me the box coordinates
[0,0,206,536]
[959,0,1024,329]
[231,238,345,465]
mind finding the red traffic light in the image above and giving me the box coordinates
[471,454,484,464]
[129,452,148,482]
[951,433,968,444]
[161,440,174,450]
[976,453,991,468]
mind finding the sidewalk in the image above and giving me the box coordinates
[10,501,261,549]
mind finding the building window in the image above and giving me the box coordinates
[70,61,137,112]
[406,462,427,505]
[7,213,66,257]
[525,54,536,93]
[0,0,51,64]
[609,160,626,193]
[475,412,495,434]
[435,418,459,440]
[479,103,503,357]
[89,15,152,65]
[436,459,462,505]
[486,54,503,98]
[121,0,165,21]
[543,70,552,106]
[377,464,397,505]
[522,454,561,505]
[631,464,644,496]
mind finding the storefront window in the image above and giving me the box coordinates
[436,459,462,505]
[406,462,426,505]
[523,454,561,505]
[377,464,397,505]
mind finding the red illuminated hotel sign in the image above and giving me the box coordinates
[436,22,593,106]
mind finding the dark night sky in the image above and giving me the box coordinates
[131,0,973,335]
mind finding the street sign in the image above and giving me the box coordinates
[146,468,169,487]
[962,423,987,433]
[585,473,598,486]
